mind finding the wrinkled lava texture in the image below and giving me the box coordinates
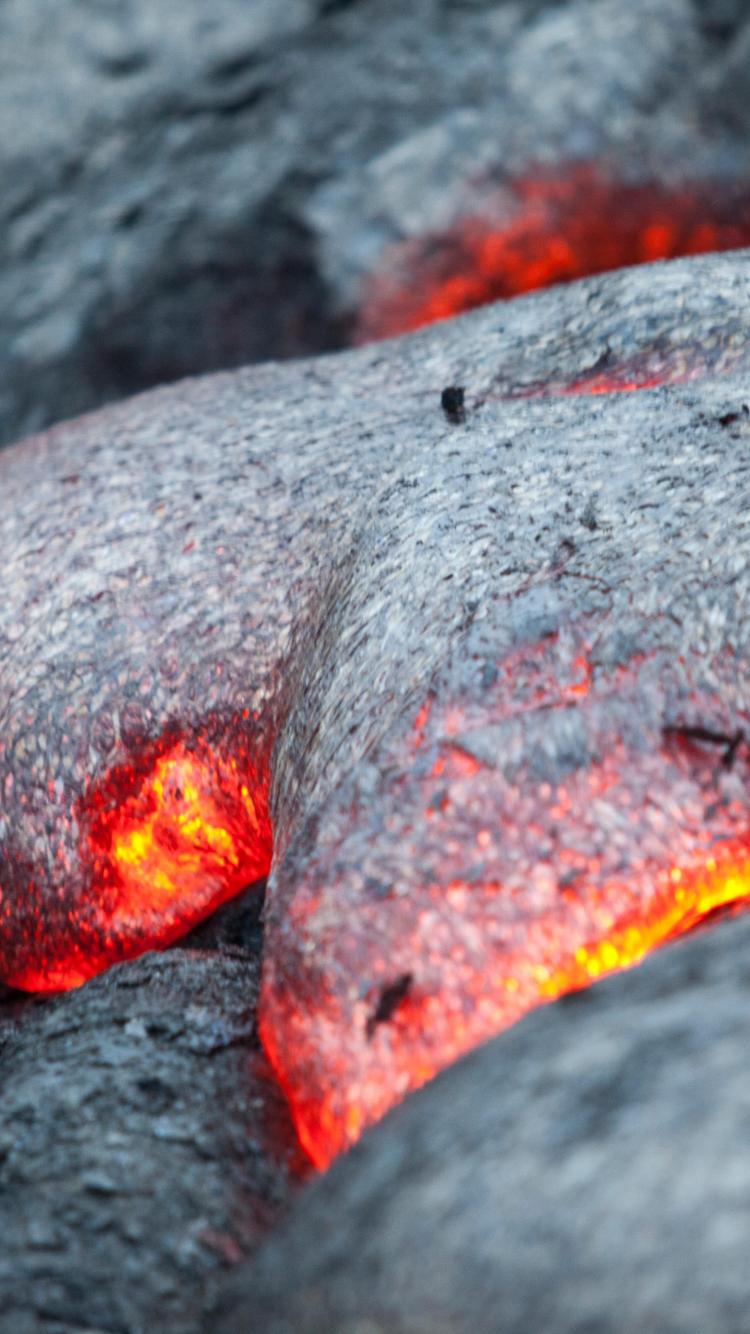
[4,249,750,1172]
[264,640,750,1167]
[10,166,742,994]
[358,167,750,344]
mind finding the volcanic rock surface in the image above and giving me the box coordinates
[0,928,308,1334]
[214,909,750,1334]
[2,0,750,446]
[2,247,750,1327]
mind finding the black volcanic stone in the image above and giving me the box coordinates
[0,950,308,1334]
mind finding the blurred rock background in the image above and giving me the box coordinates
[2,0,750,447]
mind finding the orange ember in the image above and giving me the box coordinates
[357,166,750,343]
[103,746,268,918]
[260,641,750,1169]
[2,726,272,992]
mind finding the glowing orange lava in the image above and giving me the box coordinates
[260,641,750,1169]
[103,746,267,915]
[357,166,750,343]
[271,839,750,1173]
[2,726,272,992]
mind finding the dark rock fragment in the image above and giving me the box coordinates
[0,950,307,1334]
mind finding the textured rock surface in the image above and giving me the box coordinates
[2,0,750,446]
[213,909,750,1334]
[260,250,750,1164]
[3,246,750,1327]
[3,248,750,995]
[5,4,750,1328]
[0,933,308,1334]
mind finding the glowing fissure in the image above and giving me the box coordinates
[357,165,750,352]
[271,827,750,1173]
[102,745,268,916]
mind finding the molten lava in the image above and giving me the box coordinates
[7,167,750,1163]
[260,637,750,1169]
[357,166,750,343]
[0,724,272,991]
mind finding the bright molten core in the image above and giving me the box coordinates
[0,725,273,992]
[105,746,268,916]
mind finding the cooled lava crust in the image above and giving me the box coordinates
[3,248,750,1167]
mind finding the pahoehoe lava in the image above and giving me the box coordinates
[5,0,750,1326]
[357,166,750,342]
[3,251,750,1179]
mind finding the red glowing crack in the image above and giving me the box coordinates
[4,651,750,1175]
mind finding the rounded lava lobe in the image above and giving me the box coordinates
[261,637,750,1169]
[357,167,750,344]
[0,719,273,992]
[2,247,750,1168]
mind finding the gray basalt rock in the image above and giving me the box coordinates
[0,941,308,1334]
[1,0,749,447]
[213,909,750,1334]
[2,247,750,1327]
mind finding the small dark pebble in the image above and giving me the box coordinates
[366,973,414,1039]
[441,385,466,423]
[718,405,750,427]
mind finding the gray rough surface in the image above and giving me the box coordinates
[2,0,750,446]
[0,927,308,1334]
[214,909,750,1334]
[3,248,750,987]
[2,248,750,1326]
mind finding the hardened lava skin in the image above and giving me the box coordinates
[3,251,750,1156]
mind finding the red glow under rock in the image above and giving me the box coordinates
[1,725,272,992]
[260,639,750,1169]
[357,166,750,346]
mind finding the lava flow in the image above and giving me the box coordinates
[260,638,750,1169]
[0,723,273,991]
[357,165,750,342]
